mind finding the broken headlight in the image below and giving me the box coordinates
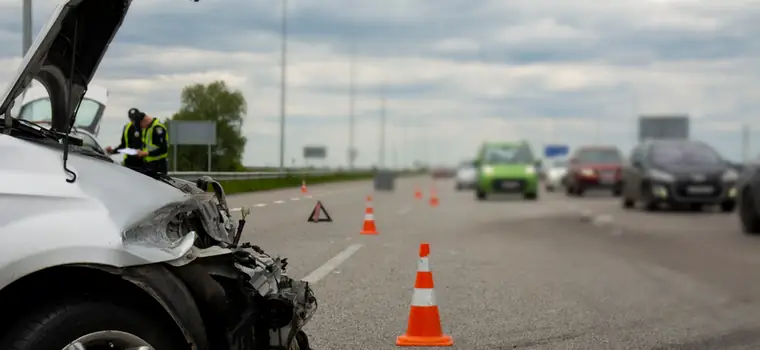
[121,200,199,249]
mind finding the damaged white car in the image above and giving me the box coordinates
[0,1,316,350]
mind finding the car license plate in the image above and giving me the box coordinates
[501,181,519,189]
[687,185,713,194]
[599,174,615,184]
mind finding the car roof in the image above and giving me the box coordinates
[575,145,620,152]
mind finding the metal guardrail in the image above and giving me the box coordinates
[166,170,371,181]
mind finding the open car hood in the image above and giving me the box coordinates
[0,0,130,134]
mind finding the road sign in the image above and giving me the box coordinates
[544,144,569,158]
[304,146,327,159]
[166,120,217,172]
[167,120,216,146]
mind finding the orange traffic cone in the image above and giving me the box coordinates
[301,180,308,194]
[414,187,422,200]
[360,196,378,235]
[396,243,453,347]
[429,186,439,207]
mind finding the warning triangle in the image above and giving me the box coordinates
[308,200,333,223]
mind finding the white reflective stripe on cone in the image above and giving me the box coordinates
[411,288,437,307]
[417,257,430,272]
[365,213,374,220]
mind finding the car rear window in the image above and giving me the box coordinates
[576,149,621,163]
[650,142,722,166]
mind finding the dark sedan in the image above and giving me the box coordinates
[621,139,737,212]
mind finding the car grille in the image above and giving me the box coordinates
[492,179,525,193]
[673,178,722,199]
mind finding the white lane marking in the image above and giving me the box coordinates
[255,203,267,207]
[301,244,363,284]
[290,197,300,201]
[274,200,285,204]
[230,208,242,212]
[397,206,411,215]
[305,195,313,198]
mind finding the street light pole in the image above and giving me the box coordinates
[278,0,288,173]
[379,96,386,168]
[22,0,32,55]
[348,42,357,169]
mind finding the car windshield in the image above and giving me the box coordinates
[459,161,476,169]
[576,149,622,164]
[484,145,534,164]
[18,98,102,130]
[72,131,100,150]
[553,160,567,167]
[651,142,723,166]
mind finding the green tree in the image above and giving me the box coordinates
[169,81,247,171]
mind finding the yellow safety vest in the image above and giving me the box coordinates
[122,121,134,163]
[142,120,169,163]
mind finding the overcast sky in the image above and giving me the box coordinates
[1,0,759,167]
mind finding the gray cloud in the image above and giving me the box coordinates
[1,0,760,166]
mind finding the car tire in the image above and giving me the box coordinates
[612,189,622,197]
[575,186,585,197]
[0,299,185,350]
[720,201,735,213]
[565,185,574,196]
[545,185,554,192]
[622,197,634,209]
[524,192,538,200]
[740,191,760,234]
[476,190,486,201]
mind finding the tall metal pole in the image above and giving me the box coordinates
[22,0,32,55]
[379,96,387,168]
[742,123,750,162]
[348,42,357,169]
[278,0,288,172]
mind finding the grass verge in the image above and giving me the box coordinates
[219,172,377,195]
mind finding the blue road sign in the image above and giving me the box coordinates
[544,144,569,158]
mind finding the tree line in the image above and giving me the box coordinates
[168,80,247,171]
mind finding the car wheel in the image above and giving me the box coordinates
[575,186,585,197]
[524,192,538,200]
[612,188,622,197]
[0,299,185,350]
[565,185,574,196]
[622,197,634,209]
[720,201,736,213]
[740,191,760,234]
[476,190,486,201]
[545,185,554,192]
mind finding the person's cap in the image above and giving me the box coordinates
[128,108,145,121]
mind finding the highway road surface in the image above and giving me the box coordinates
[227,176,760,350]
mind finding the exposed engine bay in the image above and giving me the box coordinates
[124,175,318,349]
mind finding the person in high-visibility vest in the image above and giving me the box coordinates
[105,110,143,170]
[128,108,170,174]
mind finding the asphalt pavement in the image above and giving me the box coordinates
[225,177,760,349]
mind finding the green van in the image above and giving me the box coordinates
[474,141,540,200]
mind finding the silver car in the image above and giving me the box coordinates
[0,1,316,349]
[455,160,477,190]
[544,159,568,192]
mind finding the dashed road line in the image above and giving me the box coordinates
[301,244,364,284]
[274,200,285,204]
[290,197,300,201]
[254,203,267,207]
